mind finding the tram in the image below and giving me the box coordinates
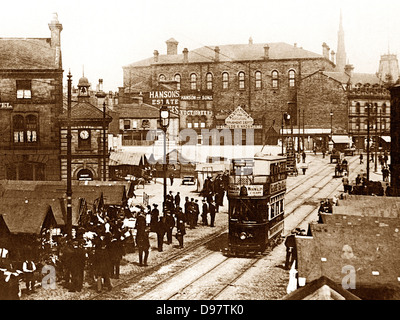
[227,155,287,255]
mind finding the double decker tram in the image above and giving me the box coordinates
[227,155,287,255]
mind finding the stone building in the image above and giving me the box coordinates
[0,13,64,180]
[59,75,112,181]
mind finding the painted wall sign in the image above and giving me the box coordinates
[0,103,12,109]
[147,90,180,115]
[180,94,213,101]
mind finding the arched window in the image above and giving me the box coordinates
[206,73,213,90]
[355,102,361,114]
[159,74,166,82]
[288,70,296,87]
[272,70,279,88]
[255,71,262,89]
[174,74,181,90]
[190,73,197,90]
[222,72,229,89]
[238,71,245,89]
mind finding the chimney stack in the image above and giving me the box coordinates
[183,48,188,63]
[263,44,270,60]
[330,50,336,64]
[249,37,253,45]
[153,50,159,63]
[166,38,178,55]
[215,46,220,62]
[344,64,354,78]
[322,42,330,60]
[48,12,63,48]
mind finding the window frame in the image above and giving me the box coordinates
[255,71,262,89]
[222,72,229,89]
[190,73,197,90]
[238,71,245,90]
[288,69,296,87]
[16,80,32,99]
[271,70,279,88]
[206,72,213,90]
[174,74,181,90]
[12,113,38,145]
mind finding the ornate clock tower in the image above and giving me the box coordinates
[59,73,112,181]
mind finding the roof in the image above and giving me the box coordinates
[283,276,361,300]
[297,217,400,290]
[59,102,113,122]
[109,152,147,166]
[125,42,326,68]
[0,198,56,234]
[333,195,400,218]
[0,180,129,206]
[322,71,383,86]
[0,38,61,70]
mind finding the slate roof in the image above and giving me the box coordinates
[283,275,361,300]
[0,198,56,234]
[0,38,61,70]
[322,71,383,86]
[297,216,400,292]
[125,42,326,67]
[59,102,113,122]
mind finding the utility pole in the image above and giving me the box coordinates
[66,71,72,239]
[366,103,370,181]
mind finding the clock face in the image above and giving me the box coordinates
[79,130,90,140]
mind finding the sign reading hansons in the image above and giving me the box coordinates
[148,90,179,115]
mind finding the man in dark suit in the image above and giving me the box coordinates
[209,201,216,227]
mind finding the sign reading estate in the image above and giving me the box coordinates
[147,90,180,115]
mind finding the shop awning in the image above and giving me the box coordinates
[109,152,147,166]
[381,136,391,143]
[332,135,352,144]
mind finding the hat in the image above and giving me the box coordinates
[153,204,158,207]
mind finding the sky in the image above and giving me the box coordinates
[0,0,399,92]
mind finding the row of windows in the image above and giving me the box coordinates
[351,119,388,130]
[353,102,389,114]
[13,114,38,143]
[159,70,297,91]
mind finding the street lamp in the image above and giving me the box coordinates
[282,112,291,155]
[160,105,170,214]
[95,79,107,181]
[330,110,333,144]
[66,71,72,239]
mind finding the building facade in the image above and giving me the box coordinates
[122,38,338,148]
[59,76,112,181]
[0,14,64,180]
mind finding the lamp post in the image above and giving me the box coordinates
[95,79,107,181]
[66,71,72,239]
[330,110,333,149]
[160,105,170,214]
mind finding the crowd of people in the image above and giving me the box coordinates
[0,174,228,300]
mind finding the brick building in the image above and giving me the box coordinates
[121,38,338,148]
[0,13,63,180]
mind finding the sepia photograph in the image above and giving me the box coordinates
[0,0,399,308]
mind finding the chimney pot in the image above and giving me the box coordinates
[153,50,159,62]
[183,48,188,63]
[215,46,220,62]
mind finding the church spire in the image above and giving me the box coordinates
[336,10,347,72]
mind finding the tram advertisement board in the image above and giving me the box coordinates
[228,184,263,197]
[270,180,286,195]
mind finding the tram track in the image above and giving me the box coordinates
[160,156,362,300]
[88,155,360,300]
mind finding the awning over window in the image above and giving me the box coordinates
[332,135,352,144]
[381,136,391,143]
